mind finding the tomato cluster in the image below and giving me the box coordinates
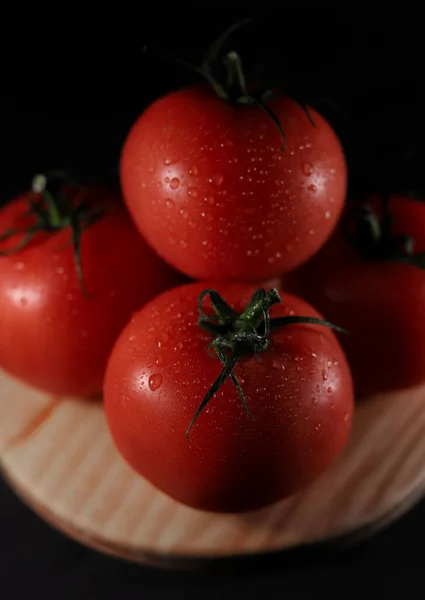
[1,26,423,514]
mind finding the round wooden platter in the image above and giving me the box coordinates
[1,369,425,568]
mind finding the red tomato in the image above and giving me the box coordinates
[286,195,425,395]
[120,85,347,281]
[0,182,181,396]
[104,281,354,513]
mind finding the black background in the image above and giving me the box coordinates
[1,6,425,596]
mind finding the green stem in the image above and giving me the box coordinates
[224,51,248,99]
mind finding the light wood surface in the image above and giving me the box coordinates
[1,369,425,567]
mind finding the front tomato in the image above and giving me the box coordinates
[0,176,182,396]
[104,282,354,513]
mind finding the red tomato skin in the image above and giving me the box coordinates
[285,196,425,395]
[0,187,182,396]
[104,282,354,513]
[120,85,347,281]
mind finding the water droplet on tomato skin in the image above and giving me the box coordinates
[322,370,328,381]
[344,412,351,423]
[188,187,197,197]
[165,198,175,209]
[155,355,163,366]
[302,162,313,175]
[189,166,199,176]
[327,386,332,393]
[325,211,331,220]
[16,262,25,270]
[312,397,318,405]
[170,177,180,190]
[209,173,224,187]
[149,374,162,391]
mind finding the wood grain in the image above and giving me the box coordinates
[1,369,425,567]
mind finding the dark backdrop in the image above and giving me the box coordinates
[1,6,425,597]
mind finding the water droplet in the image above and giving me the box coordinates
[307,184,317,193]
[312,398,318,405]
[164,176,170,184]
[311,352,317,358]
[302,162,313,176]
[179,208,188,219]
[330,168,336,175]
[316,384,320,393]
[149,373,162,391]
[174,341,183,351]
[304,416,310,421]
[344,412,351,422]
[327,386,332,393]
[170,177,180,190]
[56,266,65,275]
[209,173,224,187]
[164,158,171,165]
[165,198,175,209]
[188,187,197,197]
[325,211,331,220]
[267,256,276,264]
[275,251,282,259]
[156,355,163,365]
[129,335,136,342]
[322,370,328,381]
[190,166,199,176]
[16,262,24,270]
[272,359,285,370]
[180,240,188,248]
[314,423,322,432]
[285,243,294,252]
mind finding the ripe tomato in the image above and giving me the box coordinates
[104,281,354,513]
[286,195,425,395]
[0,177,181,396]
[120,85,347,281]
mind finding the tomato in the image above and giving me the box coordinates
[0,177,182,396]
[120,84,347,281]
[104,281,354,513]
[286,195,425,395]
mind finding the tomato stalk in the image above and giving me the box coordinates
[0,171,103,295]
[145,18,318,151]
[186,287,348,438]
[344,196,425,268]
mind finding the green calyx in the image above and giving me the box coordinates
[145,19,315,151]
[186,287,348,439]
[0,171,103,295]
[344,196,425,270]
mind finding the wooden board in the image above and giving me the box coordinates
[1,369,425,568]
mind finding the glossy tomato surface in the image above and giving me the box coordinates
[0,186,181,396]
[286,195,425,395]
[120,85,347,281]
[104,282,354,513]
